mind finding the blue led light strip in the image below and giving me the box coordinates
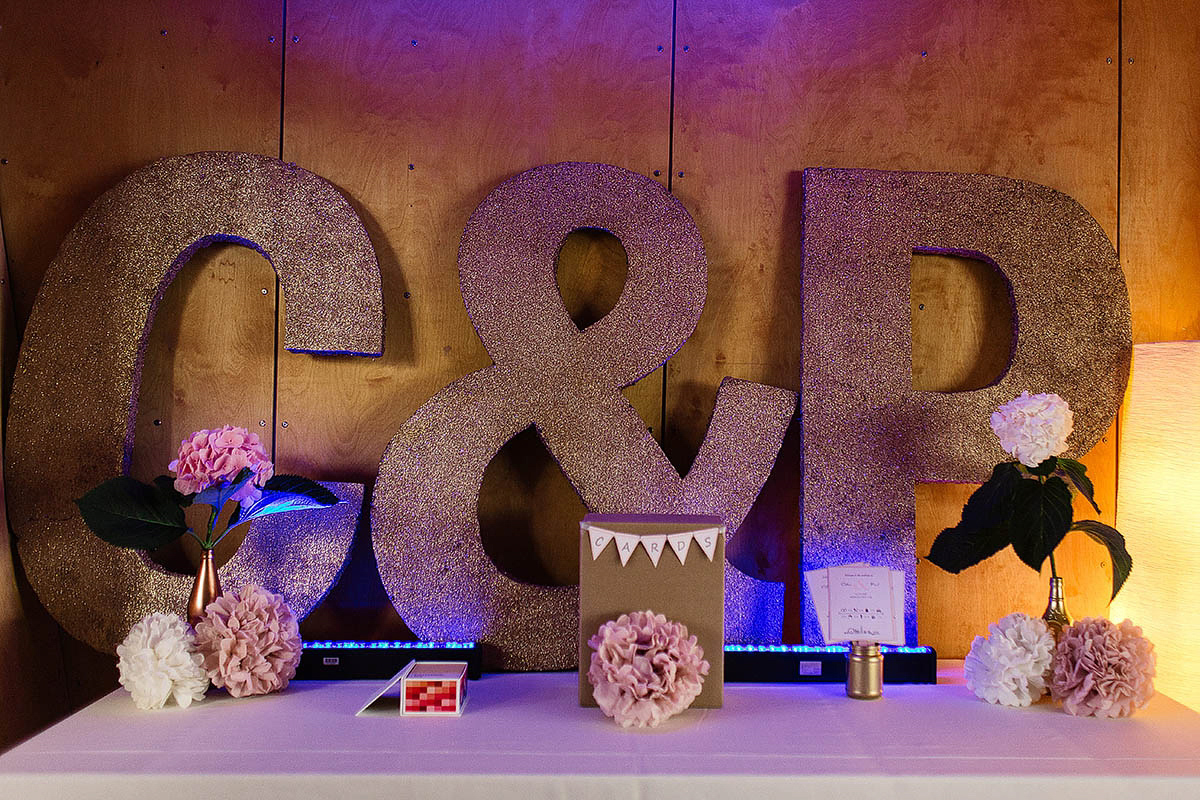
[302,641,930,655]
[723,644,933,655]
[303,640,476,650]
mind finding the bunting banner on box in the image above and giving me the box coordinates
[667,532,694,564]
[587,527,722,566]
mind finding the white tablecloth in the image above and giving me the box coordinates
[2,665,1198,799]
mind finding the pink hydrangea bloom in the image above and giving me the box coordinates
[168,425,274,506]
[1050,617,1156,718]
[193,584,302,698]
[587,610,709,728]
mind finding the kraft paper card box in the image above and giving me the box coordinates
[578,513,725,708]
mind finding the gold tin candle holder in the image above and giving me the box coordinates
[846,642,882,700]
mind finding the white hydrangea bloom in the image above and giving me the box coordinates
[989,391,1074,467]
[964,612,1055,707]
[116,612,209,710]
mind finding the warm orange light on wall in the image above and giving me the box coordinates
[1113,341,1200,711]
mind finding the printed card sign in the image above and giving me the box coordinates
[804,563,904,645]
[579,513,725,708]
[828,566,896,643]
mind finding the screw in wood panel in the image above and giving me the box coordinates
[404,291,411,299]
[1106,56,1112,64]
[657,45,664,52]
[921,50,927,57]
[0,158,7,165]
[261,287,268,295]
[682,45,690,52]
[1128,57,1134,64]
[677,171,684,178]
[259,420,267,427]
[408,164,415,170]
[653,170,661,176]
[918,303,925,310]
[411,39,418,47]
[281,421,289,428]
[292,35,300,43]
[153,419,162,426]
[269,36,276,43]
[160,29,167,36]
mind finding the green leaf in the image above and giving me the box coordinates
[75,476,188,550]
[925,463,1021,573]
[926,521,1012,573]
[237,475,341,524]
[152,475,191,507]
[1056,457,1100,514]
[960,462,1022,529]
[262,474,340,505]
[1008,476,1074,571]
[1071,520,1133,600]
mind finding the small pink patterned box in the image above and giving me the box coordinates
[398,661,468,716]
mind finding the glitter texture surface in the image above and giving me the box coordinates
[373,163,796,670]
[800,168,1132,645]
[6,151,381,651]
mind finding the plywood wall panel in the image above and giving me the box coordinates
[279,0,672,478]
[0,213,71,752]
[0,0,1176,702]
[0,1,284,330]
[278,2,673,629]
[0,1,283,738]
[132,245,279,574]
[671,0,1120,655]
[1121,0,1200,344]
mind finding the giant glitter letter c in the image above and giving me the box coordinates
[6,151,383,651]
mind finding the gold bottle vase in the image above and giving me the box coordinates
[187,549,220,628]
[1042,576,1072,640]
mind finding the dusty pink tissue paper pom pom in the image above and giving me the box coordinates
[587,610,710,729]
[194,584,303,698]
[1050,617,1156,718]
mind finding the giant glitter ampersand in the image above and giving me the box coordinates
[372,162,797,670]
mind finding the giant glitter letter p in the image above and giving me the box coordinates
[800,169,1132,644]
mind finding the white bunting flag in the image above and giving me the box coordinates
[641,534,668,566]
[613,533,641,566]
[588,528,615,560]
[693,527,721,561]
[666,532,693,565]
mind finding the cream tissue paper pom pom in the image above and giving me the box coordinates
[116,612,209,710]
[964,612,1055,707]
